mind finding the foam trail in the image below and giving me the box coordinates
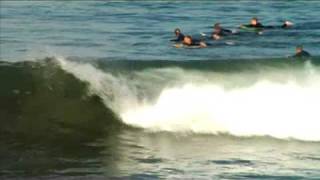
[56,57,320,141]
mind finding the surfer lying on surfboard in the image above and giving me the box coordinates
[240,17,293,30]
[175,35,208,48]
[170,28,185,42]
[211,23,233,40]
[171,17,293,48]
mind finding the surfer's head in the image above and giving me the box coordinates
[174,28,181,36]
[296,45,303,53]
[214,23,222,33]
[251,17,259,26]
[183,35,193,45]
[214,23,221,30]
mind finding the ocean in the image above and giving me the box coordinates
[1,1,320,179]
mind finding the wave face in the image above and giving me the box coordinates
[55,57,320,141]
[0,59,120,143]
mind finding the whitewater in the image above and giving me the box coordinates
[57,57,320,141]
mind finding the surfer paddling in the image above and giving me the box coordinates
[175,35,207,48]
[293,45,311,58]
[171,28,185,42]
[240,17,293,29]
[211,23,233,40]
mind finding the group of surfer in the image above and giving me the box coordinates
[171,17,311,58]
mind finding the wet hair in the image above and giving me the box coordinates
[183,35,193,44]
[174,28,181,33]
[252,17,258,21]
[214,23,221,28]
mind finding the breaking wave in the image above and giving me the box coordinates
[56,56,320,141]
[1,56,320,141]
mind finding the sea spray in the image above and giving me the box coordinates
[57,57,140,112]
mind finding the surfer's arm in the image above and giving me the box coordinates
[239,24,246,29]
[170,39,179,42]
[199,41,207,48]
[174,44,183,48]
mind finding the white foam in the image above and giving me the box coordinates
[122,81,320,141]
[57,57,320,141]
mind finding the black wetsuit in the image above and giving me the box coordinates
[183,39,208,47]
[183,41,200,46]
[281,23,290,28]
[244,23,264,28]
[171,33,185,42]
[293,50,311,58]
[221,28,233,35]
[243,23,289,29]
[213,28,233,36]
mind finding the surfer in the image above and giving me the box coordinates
[175,35,207,48]
[171,28,185,42]
[212,23,233,40]
[293,45,311,58]
[241,17,263,28]
[240,17,293,29]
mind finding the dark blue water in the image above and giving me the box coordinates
[1,1,320,179]
[1,1,319,61]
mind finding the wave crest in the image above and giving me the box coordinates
[56,57,320,141]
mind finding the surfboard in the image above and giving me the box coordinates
[239,25,263,33]
[199,33,236,46]
[173,44,203,49]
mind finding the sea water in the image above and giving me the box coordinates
[1,1,320,179]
